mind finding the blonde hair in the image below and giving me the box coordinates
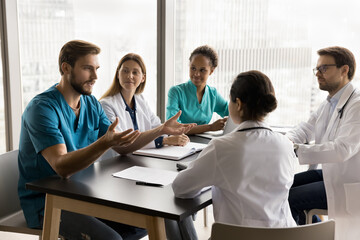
[100,53,146,99]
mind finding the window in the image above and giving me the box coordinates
[17,0,157,113]
[174,0,360,126]
[0,35,6,153]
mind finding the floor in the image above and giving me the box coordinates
[193,206,215,239]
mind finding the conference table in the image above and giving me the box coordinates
[26,136,211,240]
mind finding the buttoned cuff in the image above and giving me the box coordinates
[155,136,164,148]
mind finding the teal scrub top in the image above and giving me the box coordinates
[18,85,111,228]
[166,80,229,124]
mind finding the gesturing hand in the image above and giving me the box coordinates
[161,111,196,135]
[103,117,141,148]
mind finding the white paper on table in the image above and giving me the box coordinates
[112,166,178,186]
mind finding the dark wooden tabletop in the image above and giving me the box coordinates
[26,136,212,221]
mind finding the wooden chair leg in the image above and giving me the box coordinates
[203,207,208,227]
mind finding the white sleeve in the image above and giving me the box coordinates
[147,104,164,149]
[145,100,161,129]
[172,141,218,198]
[297,100,360,164]
[100,98,126,132]
[136,95,161,149]
[100,98,116,122]
[286,103,323,144]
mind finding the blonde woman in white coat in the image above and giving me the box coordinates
[173,70,297,228]
[100,53,190,152]
[100,53,198,240]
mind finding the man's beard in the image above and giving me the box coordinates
[70,70,92,95]
[318,81,340,94]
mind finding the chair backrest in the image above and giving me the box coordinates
[0,150,21,219]
[211,220,335,240]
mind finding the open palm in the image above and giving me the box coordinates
[162,111,196,135]
[104,118,141,147]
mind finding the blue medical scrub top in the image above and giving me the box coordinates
[18,85,111,228]
[166,80,229,124]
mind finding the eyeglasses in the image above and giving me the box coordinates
[313,64,337,76]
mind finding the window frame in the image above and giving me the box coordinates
[0,0,23,151]
[158,0,175,122]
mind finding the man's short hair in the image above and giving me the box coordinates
[317,46,356,80]
[58,40,101,75]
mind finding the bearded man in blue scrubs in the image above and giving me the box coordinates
[17,40,194,240]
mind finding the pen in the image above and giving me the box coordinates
[136,181,163,187]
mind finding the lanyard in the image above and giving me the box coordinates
[237,127,273,132]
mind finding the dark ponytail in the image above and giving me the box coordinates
[230,70,277,121]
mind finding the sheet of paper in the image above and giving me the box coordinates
[112,166,178,186]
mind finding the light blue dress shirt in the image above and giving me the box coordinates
[321,83,349,136]
[327,83,349,120]
[166,80,229,124]
[18,85,111,228]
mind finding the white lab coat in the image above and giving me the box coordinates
[99,93,162,158]
[173,121,297,228]
[287,82,360,240]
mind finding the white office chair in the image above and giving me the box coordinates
[0,150,42,239]
[305,209,328,224]
[0,226,41,240]
[210,220,335,240]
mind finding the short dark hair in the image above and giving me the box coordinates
[317,46,356,80]
[58,40,101,75]
[230,70,277,121]
[189,45,218,68]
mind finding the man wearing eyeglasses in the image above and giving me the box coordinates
[286,46,360,240]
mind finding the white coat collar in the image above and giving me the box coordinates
[322,82,356,141]
[334,82,356,112]
[116,92,141,111]
[236,120,270,131]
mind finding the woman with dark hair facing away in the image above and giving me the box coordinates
[166,45,228,135]
[173,70,297,228]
